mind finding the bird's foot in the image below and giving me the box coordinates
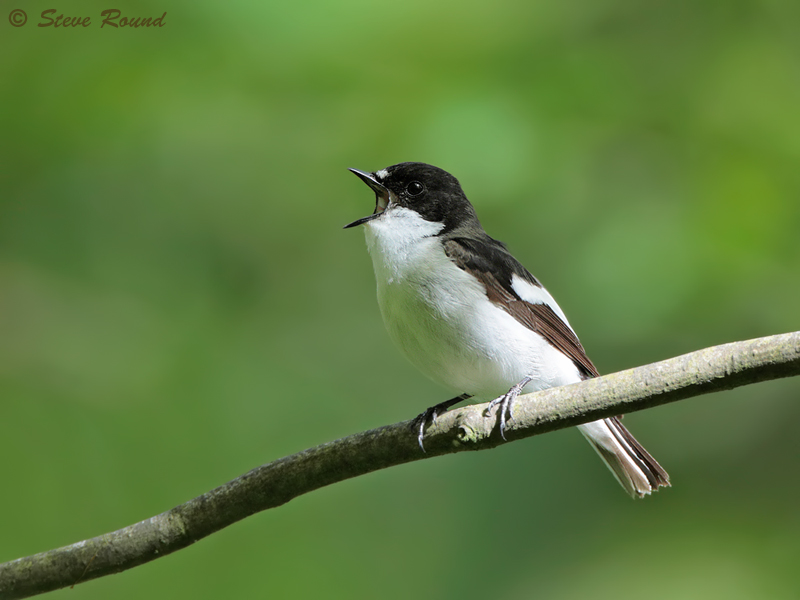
[484,376,532,440]
[414,393,472,452]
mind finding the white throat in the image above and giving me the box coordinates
[363,206,445,281]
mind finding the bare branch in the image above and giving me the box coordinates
[1,332,798,599]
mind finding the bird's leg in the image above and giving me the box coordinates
[415,393,472,452]
[484,376,532,440]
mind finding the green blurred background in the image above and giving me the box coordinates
[2,0,799,598]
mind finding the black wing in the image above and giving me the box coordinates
[443,236,599,379]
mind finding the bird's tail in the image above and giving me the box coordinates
[578,417,670,498]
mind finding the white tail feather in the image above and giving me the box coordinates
[578,418,670,498]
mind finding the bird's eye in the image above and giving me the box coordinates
[406,181,424,196]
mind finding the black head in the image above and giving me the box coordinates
[344,162,481,233]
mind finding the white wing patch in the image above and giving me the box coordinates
[510,274,574,333]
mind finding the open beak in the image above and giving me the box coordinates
[344,168,392,229]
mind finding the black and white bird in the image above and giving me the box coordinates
[345,162,669,498]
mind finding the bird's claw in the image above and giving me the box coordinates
[414,393,472,452]
[485,376,532,440]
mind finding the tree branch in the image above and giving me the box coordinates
[2,331,799,599]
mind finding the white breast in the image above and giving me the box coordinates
[364,207,581,398]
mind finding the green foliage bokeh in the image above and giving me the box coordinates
[1,1,799,598]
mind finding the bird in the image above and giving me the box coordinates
[344,162,669,498]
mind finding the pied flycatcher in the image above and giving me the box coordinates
[345,162,669,498]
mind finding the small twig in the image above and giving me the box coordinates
[70,550,99,589]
